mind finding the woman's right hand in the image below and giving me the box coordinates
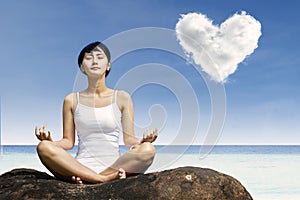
[35,125,53,141]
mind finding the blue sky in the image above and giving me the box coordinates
[0,0,299,145]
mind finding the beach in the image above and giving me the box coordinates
[1,145,300,200]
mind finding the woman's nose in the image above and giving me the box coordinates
[92,57,98,64]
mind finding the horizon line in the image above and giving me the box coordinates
[1,144,300,146]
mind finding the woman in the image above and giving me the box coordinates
[35,41,158,184]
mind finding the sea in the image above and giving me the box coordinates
[1,145,300,200]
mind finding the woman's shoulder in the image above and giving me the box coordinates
[116,90,131,100]
[63,93,79,112]
[63,93,78,105]
[64,92,76,100]
[115,90,132,111]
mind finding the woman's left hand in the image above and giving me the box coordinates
[140,128,158,143]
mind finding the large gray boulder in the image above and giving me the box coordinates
[0,166,252,199]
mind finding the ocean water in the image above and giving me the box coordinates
[1,145,300,200]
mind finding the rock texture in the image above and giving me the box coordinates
[0,166,252,200]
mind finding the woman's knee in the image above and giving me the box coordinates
[138,142,156,160]
[36,140,56,158]
[140,142,156,154]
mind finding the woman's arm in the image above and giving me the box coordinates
[119,91,158,148]
[119,91,140,147]
[54,93,76,150]
[35,93,75,150]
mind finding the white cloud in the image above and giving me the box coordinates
[176,11,262,82]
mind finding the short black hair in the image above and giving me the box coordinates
[77,41,111,77]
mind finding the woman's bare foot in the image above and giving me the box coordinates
[101,168,126,181]
[72,176,83,184]
[71,168,126,184]
[118,168,126,179]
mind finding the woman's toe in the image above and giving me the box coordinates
[119,168,126,179]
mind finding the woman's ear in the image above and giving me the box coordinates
[80,65,86,74]
[106,63,111,71]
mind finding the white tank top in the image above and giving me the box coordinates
[74,91,122,173]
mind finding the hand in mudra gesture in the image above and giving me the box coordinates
[35,125,53,141]
[140,129,158,143]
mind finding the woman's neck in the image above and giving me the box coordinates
[86,76,111,96]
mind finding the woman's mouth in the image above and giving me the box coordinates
[91,67,100,70]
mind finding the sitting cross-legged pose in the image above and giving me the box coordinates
[35,41,158,184]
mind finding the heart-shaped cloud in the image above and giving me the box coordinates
[176,11,262,82]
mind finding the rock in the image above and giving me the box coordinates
[0,166,252,200]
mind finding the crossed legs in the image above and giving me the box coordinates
[100,142,156,176]
[36,141,156,183]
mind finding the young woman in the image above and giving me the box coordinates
[35,41,158,184]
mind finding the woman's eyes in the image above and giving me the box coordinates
[85,55,104,59]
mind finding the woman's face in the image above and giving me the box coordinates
[81,46,110,77]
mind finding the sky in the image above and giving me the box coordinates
[0,0,299,145]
